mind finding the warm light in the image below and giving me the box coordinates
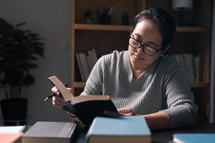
[172,0,193,26]
[172,0,193,10]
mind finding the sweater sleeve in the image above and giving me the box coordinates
[160,65,198,128]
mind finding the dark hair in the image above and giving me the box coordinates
[131,8,176,50]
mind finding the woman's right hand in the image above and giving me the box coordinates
[51,86,66,108]
[51,86,77,118]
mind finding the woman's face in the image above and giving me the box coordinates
[128,19,164,70]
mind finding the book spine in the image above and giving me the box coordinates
[79,52,90,81]
[76,53,85,81]
[173,53,202,82]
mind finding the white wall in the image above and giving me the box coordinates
[0,0,72,125]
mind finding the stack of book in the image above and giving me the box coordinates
[0,125,26,143]
[172,53,202,82]
[76,48,98,81]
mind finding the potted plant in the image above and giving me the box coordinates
[0,18,44,125]
[83,8,94,24]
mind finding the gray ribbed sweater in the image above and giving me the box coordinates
[81,50,197,128]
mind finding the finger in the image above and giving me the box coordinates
[118,108,131,113]
[51,86,57,92]
[51,86,60,96]
[51,86,58,93]
[118,108,136,116]
[67,88,72,93]
[52,96,65,108]
[68,112,76,118]
[53,101,65,108]
[54,96,65,103]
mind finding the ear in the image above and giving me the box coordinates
[161,45,171,55]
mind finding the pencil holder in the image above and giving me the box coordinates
[100,15,111,25]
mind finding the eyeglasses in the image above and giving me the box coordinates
[128,36,162,56]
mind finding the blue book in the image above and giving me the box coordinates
[85,116,151,143]
[173,133,215,143]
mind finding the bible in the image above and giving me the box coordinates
[48,75,117,125]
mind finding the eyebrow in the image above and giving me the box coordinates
[132,33,160,48]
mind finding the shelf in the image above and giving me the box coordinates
[189,82,210,88]
[74,24,210,32]
[176,27,210,32]
[74,24,131,31]
[74,81,209,88]
[74,82,86,88]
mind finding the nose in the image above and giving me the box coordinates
[136,47,142,52]
[136,45,144,53]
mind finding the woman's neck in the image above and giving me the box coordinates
[130,63,147,79]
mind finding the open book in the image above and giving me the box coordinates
[48,76,117,125]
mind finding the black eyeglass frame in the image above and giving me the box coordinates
[128,36,162,56]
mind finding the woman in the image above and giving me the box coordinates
[52,8,197,129]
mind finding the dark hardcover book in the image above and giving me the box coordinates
[85,116,151,143]
[48,75,118,125]
[22,121,77,143]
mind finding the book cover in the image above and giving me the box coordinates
[48,76,118,125]
[173,133,215,143]
[85,116,151,143]
[0,125,25,143]
[22,121,77,143]
[0,125,26,133]
[0,133,23,143]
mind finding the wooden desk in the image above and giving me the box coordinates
[74,123,215,143]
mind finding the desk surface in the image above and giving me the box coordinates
[74,122,215,143]
[151,123,215,143]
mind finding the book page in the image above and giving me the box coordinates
[0,126,26,133]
